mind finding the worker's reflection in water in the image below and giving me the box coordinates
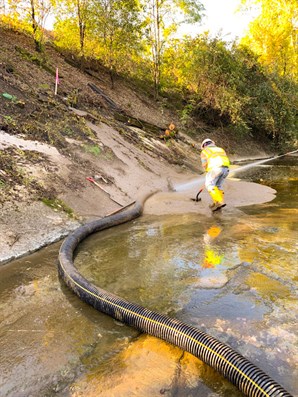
[202,225,223,268]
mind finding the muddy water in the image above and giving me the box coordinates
[0,156,297,397]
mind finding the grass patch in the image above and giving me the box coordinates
[83,144,101,156]
[41,197,75,218]
[3,115,17,127]
[15,46,55,75]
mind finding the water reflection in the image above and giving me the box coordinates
[202,226,224,268]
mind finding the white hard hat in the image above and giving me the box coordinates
[201,138,215,149]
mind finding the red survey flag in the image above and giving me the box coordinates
[55,67,59,95]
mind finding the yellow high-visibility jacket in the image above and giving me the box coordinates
[201,145,230,172]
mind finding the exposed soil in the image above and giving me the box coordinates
[0,27,276,264]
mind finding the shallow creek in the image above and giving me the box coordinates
[0,156,297,397]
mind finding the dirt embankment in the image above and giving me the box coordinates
[0,112,276,265]
[0,27,276,265]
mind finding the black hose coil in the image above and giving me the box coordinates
[58,200,293,397]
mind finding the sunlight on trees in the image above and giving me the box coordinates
[143,0,204,99]
[241,0,298,80]
[162,34,297,144]
[89,0,143,86]
[54,0,143,83]
[54,0,92,60]
[1,0,53,51]
[0,0,297,147]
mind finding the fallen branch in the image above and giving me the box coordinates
[87,83,123,112]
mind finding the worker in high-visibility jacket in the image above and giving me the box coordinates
[200,138,230,211]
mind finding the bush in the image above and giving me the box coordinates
[162,36,298,146]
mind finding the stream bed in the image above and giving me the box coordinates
[0,156,297,397]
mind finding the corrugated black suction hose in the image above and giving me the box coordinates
[58,199,292,397]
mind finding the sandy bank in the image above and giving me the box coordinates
[0,177,276,265]
[144,178,276,216]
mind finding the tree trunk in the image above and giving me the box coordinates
[77,0,86,69]
[30,0,42,52]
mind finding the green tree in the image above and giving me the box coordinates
[54,0,91,60]
[162,34,297,145]
[54,0,143,83]
[89,0,143,87]
[3,0,53,51]
[241,0,298,80]
[143,0,203,99]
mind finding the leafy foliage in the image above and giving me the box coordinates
[240,0,298,80]
[162,35,297,144]
[0,0,297,147]
[54,0,144,85]
[3,0,53,51]
[142,0,204,98]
